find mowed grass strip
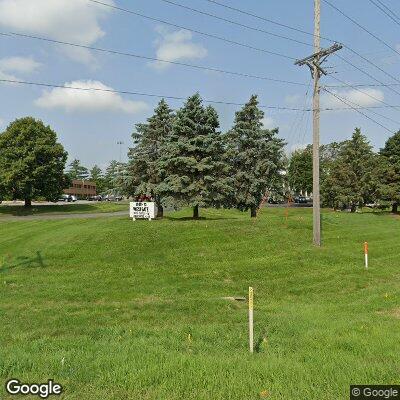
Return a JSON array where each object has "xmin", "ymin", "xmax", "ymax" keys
[{"xmin": 0, "ymin": 208, "xmax": 399, "ymax": 399}]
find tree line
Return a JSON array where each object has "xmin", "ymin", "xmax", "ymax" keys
[
  {"xmin": 0, "ymin": 97, "xmax": 398, "ymax": 215},
  {"xmin": 125, "ymin": 93, "xmax": 285, "ymax": 218},
  {"xmin": 287, "ymin": 128, "xmax": 400, "ymax": 213},
  {"xmin": 66, "ymin": 159, "xmax": 125, "ymax": 196}
]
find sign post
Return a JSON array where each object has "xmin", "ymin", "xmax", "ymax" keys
[
  {"xmin": 129, "ymin": 202, "xmax": 156, "ymax": 221},
  {"xmin": 364, "ymin": 242, "xmax": 368, "ymax": 269},
  {"xmin": 249, "ymin": 286, "xmax": 254, "ymax": 353}
]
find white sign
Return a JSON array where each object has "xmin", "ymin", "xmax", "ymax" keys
[{"xmin": 129, "ymin": 202, "xmax": 156, "ymax": 220}]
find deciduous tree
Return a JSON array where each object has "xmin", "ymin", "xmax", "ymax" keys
[{"xmin": 0, "ymin": 117, "xmax": 68, "ymax": 207}]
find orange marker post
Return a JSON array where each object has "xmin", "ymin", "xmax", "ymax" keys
[{"xmin": 364, "ymin": 242, "xmax": 368, "ymax": 269}]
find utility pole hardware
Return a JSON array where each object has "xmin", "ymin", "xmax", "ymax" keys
[{"xmin": 294, "ymin": 0, "xmax": 342, "ymax": 246}]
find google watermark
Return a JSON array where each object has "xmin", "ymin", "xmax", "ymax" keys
[
  {"xmin": 5, "ymin": 379, "xmax": 62, "ymax": 398},
  {"xmin": 351, "ymin": 385, "xmax": 400, "ymax": 400}
]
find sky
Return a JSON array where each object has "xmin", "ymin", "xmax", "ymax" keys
[{"xmin": 0, "ymin": 0, "xmax": 399, "ymax": 169}]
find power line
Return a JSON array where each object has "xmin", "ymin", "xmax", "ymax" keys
[
  {"xmin": 328, "ymin": 75, "xmax": 400, "ymax": 111},
  {"xmin": 0, "ymin": 31, "xmax": 308, "ymax": 86},
  {"xmin": 367, "ymin": 0, "xmax": 400, "ymax": 26},
  {"xmin": 322, "ymin": 0, "xmax": 400, "ymax": 57},
  {"xmin": 158, "ymin": 0, "xmax": 313, "ymax": 47},
  {"xmin": 0, "ymin": 78, "xmax": 311, "ymax": 110},
  {"xmin": 322, "ymin": 83, "xmax": 400, "ymax": 126},
  {"xmin": 202, "ymin": 0, "xmax": 337, "ymax": 43},
  {"xmin": 2, "ymin": 77, "xmax": 399, "ymax": 112},
  {"xmin": 322, "ymin": 87, "xmax": 394, "ymax": 133},
  {"xmin": 375, "ymin": 0, "xmax": 400, "ymax": 22},
  {"xmin": 86, "ymin": 0, "xmax": 296, "ymax": 60},
  {"xmin": 199, "ymin": 0, "xmax": 400, "ymax": 100},
  {"xmin": 326, "ymin": 82, "xmax": 400, "ymax": 88},
  {"xmin": 334, "ymin": 53, "xmax": 400, "ymax": 98}
]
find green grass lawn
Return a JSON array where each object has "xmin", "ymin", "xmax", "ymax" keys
[
  {"xmin": 0, "ymin": 202, "xmax": 128, "ymax": 217},
  {"xmin": 0, "ymin": 208, "xmax": 399, "ymax": 399}
]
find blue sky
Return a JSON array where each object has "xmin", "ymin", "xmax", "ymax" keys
[{"xmin": 0, "ymin": 0, "xmax": 399, "ymax": 169}]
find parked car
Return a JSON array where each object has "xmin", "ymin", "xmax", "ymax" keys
[
  {"xmin": 104, "ymin": 195, "xmax": 123, "ymax": 202},
  {"xmin": 70, "ymin": 195, "xmax": 77, "ymax": 202},
  {"xmin": 294, "ymin": 196, "xmax": 308, "ymax": 204},
  {"xmin": 59, "ymin": 194, "xmax": 72, "ymax": 202},
  {"xmin": 89, "ymin": 195, "xmax": 103, "ymax": 201}
]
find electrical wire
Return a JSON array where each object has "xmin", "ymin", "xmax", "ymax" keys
[
  {"xmin": 322, "ymin": 87, "xmax": 394, "ymax": 133},
  {"xmin": 0, "ymin": 31, "xmax": 308, "ymax": 86},
  {"xmin": 0, "ymin": 78, "xmax": 312, "ymax": 110},
  {"xmin": 367, "ymin": 0, "xmax": 400, "ymax": 27},
  {"xmin": 202, "ymin": 0, "xmax": 337, "ymax": 43},
  {"xmin": 322, "ymin": 0, "xmax": 400, "ymax": 57},
  {"xmin": 86, "ymin": 0, "xmax": 296, "ymax": 60},
  {"xmin": 157, "ymin": 0, "xmax": 313, "ymax": 47},
  {"xmin": 2, "ymin": 78, "xmax": 399, "ymax": 112}
]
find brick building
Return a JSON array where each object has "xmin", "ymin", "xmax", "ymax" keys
[{"xmin": 64, "ymin": 180, "xmax": 96, "ymax": 199}]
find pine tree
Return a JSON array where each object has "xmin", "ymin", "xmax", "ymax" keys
[
  {"xmin": 67, "ymin": 159, "xmax": 89, "ymax": 180},
  {"xmin": 159, "ymin": 93, "xmax": 229, "ymax": 218},
  {"xmin": 378, "ymin": 131, "xmax": 400, "ymax": 213},
  {"xmin": 127, "ymin": 99, "xmax": 174, "ymax": 218},
  {"xmin": 89, "ymin": 165, "xmax": 105, "ymax": 194},
  {"xmin": 323, "ymin": 128, "xmax": 375, "ymax": 212},
  {"xmin": 104, "ymin": 160, "xmax": 125, "ymax": 195},
  {"xmin": 226, "ymin": 95, "xmax": 285, "ymax": 217}
]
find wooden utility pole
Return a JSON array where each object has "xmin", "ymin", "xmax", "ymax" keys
[
  {"xmin": 313, "ymin": 0, "xmax": 321, "ymax": 246},
  {"xmin": 295, "ymin": 0, "xmax": 342, "ymax": 246}
]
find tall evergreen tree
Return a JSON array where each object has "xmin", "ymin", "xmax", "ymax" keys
[
  {"xmin": 378, "ymin": 131, "xmax": 400, "ymax": 213},
  {"xmin": 0, "ymin": 117, "xmax": 68, "ymax": 207},
  {"xmin": 89, "ymin": 165, "xmax": 105, "ymax": 194},
  {"xmin": 104, "ymin": 160, "xmax": 125, "ymax": 195},
  {"xmin": 127, "ymin": 99, "xmax": 174, "ymax": 217},
  {"xmin": 226, "ymin": 95, "xmax": 285, "ymax": 217},
  {"xmin": 67, "ymin": 159, "xmax": 89, "ymax": 180},
  {"xmin": 159, "ymin": 93, "xmax": 229, "ymax": 218},
  {"xmin": 322, "ymin": 128, "xmax": 375, "ymax": 212}
]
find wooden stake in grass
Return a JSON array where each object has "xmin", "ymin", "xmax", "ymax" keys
[
  {"xmin": 364, "ymin": 242, "xmax": 368, "ymax": 269},
  {"xmin": 249, "ymin": 286, "xmax": 254, "ymax": 353}
]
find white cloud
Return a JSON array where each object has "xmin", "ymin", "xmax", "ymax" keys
[
  {"xmin": 262, "ymin": 116, "xmax": 275, "ymax": 129},
  {"xmin": 0, "ymin": 0, "xmax": 114, "ymax": 64},
  {"xmin": 151, "ymin": 27, "xmax": 207, "ymax": 69},
  {"xmin": 35, "ymin": 80, "xmax": 149, "ymax": 114},
  {"xmin": 0, "ymin": 56, "xmax": 41, "ymax": 74},
  {"xmin": 0, "ymin": 69, "xmax": 19, "ymax": 81},
  {"xmin": 322, "ymin": 88, "xmax": 384, "ymax": 109}
]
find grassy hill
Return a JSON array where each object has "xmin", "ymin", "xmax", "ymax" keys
[{"xmin": 0, "ymin": 208, "xmax": 399, "ymax": 399}]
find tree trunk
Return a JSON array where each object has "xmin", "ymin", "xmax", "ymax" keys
[
  {"xmin": 193, "ymin": 205, "xmax": 199, "ymax": 219},
  {"xmin": 250, "ymin": 206, "xmax": 257, "ymax": 218},
  {"xmin": 350, "ymin": 204, "xmax": 356, "ymax": 213},
  {"xmin": 24, "ymin": 198, "xmax": 32, "ymax": 207},
  {"xmin": 392, "ymin": 202, "xmax": 398, "ymax": 213},
  {"xmin": 157, "ymin": 204, "xmax": 164, "ymax": 218}
]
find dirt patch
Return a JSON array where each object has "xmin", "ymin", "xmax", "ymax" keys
[{"xmin": 377, "ymin": 308, "xmax": 400, "ymax": 319}]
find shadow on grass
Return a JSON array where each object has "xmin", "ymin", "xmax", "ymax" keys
[
  {"xmin": 0, "ymin": 204, "xmax": 95, "ymax": 216},
  {"xmin": 164, "ymin": 216, "xmax": 238, "ymax": 221},
  {"xmin": 0, "ymin": 251, "xmax": 46, "ymax": 273}
]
